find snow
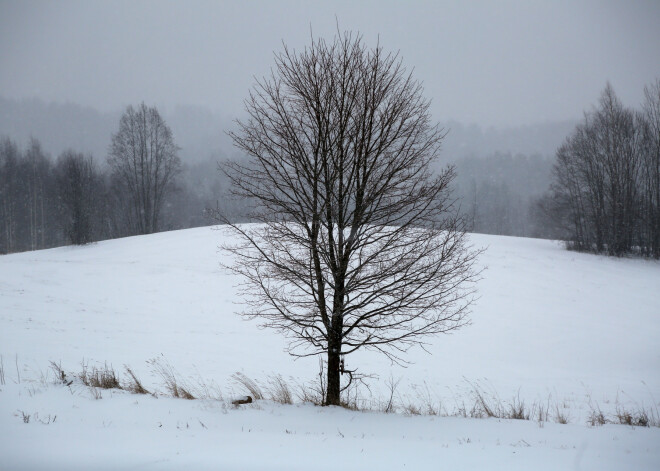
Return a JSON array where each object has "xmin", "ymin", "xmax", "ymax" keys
[
  {"xmin": 1, "ymin": 226, "xmax": 659, "ymax": 469},
  {"xmin": 1, "ymin": 381, "xmax": 658, "ymax": 471}
]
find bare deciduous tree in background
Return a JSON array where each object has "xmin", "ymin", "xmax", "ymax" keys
[
  {"xmin": 55, "ymin": 151, "xmax": 101, "ymax": 245},
  {"xmin": 109, "ymin": 103, "xmax": 181, "ymax": 235},
  {"xmin": 24, "ymin": 138, "xmax": 50, "ymax": 251},
  {"xmin": 544, "ymin": 82, "xmax": 660, "ymax": 257},
  {"xmin": 219, "ymin": 32, "xmax": 480, "ymax": 406},
  {"xmin": 640, "ymin": 79, "xmax": 660, "ymax": 258},
  {"xmin": 0, "ymin": 138, "xmax": 21, "ymax": 253}
]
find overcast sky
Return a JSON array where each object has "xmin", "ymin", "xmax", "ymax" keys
[{"xmin": 1, "ymin": 0, "xmax": 659, "ymax": 128}]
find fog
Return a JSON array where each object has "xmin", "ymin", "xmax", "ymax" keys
[
  {"xmin": 2, "ymin": 0, "xmax": 659, "ymax": 128},
  {"xmin": 1, "ymin": 0, "xmax": 659, "ymax": 253}
]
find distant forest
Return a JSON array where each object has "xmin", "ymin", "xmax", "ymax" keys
[{"xmin": 1, "ymin": 97, "xmax": 574, "ymax": 254}]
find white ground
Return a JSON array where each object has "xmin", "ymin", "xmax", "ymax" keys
[{"xmin": 1, "ymin": 226, "xmax": 659, "ymax": 469}]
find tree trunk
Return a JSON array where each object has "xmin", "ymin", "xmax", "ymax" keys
[
  {"xmin": 326, "ymin": 339, "xmax": 341, "ymax": 406},
  {"xmin": 326, "ymin": 280, "xmax": 346, "ymax": 406}
]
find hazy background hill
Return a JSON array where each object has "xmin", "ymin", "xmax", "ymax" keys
[{"xmin": 0, "ymin": 96, "xmax": 573, "ymax": 247}]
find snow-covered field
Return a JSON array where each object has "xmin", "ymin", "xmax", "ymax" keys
[{"xmin": 1, "ymin": 226, "xmax": 659, "ymax": 470}]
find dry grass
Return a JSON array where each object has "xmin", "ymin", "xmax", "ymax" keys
[
  {"xmin": 447, "ymin": 382, "xmax": 562, "ymax": 425},
  {"xmin": 89, "ymin": 386, "xmax": 103, "ymax": 400},
  {"xmin": 585, "ymin": 396, "xmax": 659, "ymax": 427},
  {"xmin": 231, "ymin": 372, "xmax": 264, "ymax": 401},
  {"xmin": 413, "ymin": 382, "xmax": 442, "ymax": 416},
  {"xmin": 79, "ymin": 361, "xmax": 121, "ymax": 390},
  {"xmin": 615, "ymin": 407, "xmax": 652, "ymax": 427},
  {"xmin": 295, "ymin": 381, "xmax": 325, "ymax": 406},
  {"xmin": 15, "ymin": 355, "xmax": 20, "ymax": 384},
  {"xmin": 296, "ymin": 358, "xmax": 328, "ymax": 406},
  {"xmin": 471, "ymin": 386, "xmax": 498, "ymax": 418},
  {"xmin": 339, "ymin": 392, "xmax": 361, "ymax": 411},
  {"xmin": 28, "ymin": 359, "xmax": 660, "ymax": 429},
  {"xmin": 266, "ymin": 374, "xmax": 293, "ymax": 404},
  {"xmin": 148, "ymin": 357, "xmax": 195, "ymax": 399},
  {"xmin": 460, "ymin": 380, "xmax": 509, "ymax": 419},
  {"xmin": 585, "ymin": 397, "xmax": 607, "ymax": 426},
  {"xmin": 49, "ymin": 361, "xmax": 73, "ymax": 386},
  {"xmin": 402, "ymin": 402, "xmax": 422, "ymax": 416},
  {"xmin": 190, "ymin": 375, "xmax": 224, "ymax": 401},
  {"xmin": 17, "ymin": 410, "xmax": 30, "ymax": 423},
  {"xmin": 380, "ymin": 375, "xmax": 401, "ymax": 413},
  {"xmin": 123, "ymin": 366, "xmax": 150, "ymax": 395},
  {"xmin": 506, "ymin": 395, "xmax": 530, "ymax": 420},
  {"xmin": 295, "ymin": 360, "xmax": 326, "ymax": 406},
  {"xmin": 554, "ymin": 405, "xmax": 569, "ymax": 424},
  {"xmin": 588, "ymin": 408, "xmax": 608, "ymax": 427},
  {"xmin": 340, "ymin": 378, "xmax": 366, "ymax": 411}
]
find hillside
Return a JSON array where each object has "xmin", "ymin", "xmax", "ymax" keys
[{"xmin": 1, "ymin": 227, "xmax": 658, "ymax": 469}]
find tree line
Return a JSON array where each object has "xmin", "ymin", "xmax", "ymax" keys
[
  {"xmin": 0, "ymin": 103, "xmax": 232, "ymax": 254},
  {"xmin": 0, "ymin": 129, "xmax": 563, "ymax": 254},
  {"xmin": 538, "ymin": 81, "xmax": 660, "ymax": 257},
  {"xmin": 3, "ymin": 84, "xmax": 658, "ymax": 258},
  {"xmin": 2, "ymin": 96, "xmax": 575, "ymax": 249}
]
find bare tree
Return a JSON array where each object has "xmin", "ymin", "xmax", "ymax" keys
[
  {"xmin": 108, "ymin": 103, "xmax": 180, "ymax": 235},
  {"xmin": 24, "ymin": 138, "xmax": 51, "ymax": 250},
  {"xmin": 55, "ymin": 151, "xmax": 101, "ymax": 245},
  {"xmin": 219, "ymin": 32, "xmax": 480, "ymax": 406},
  {"xmin": 550, "ymin": 83, "xmax": 643, "ymax": 255},
  {"xmin": 0, "ymin": 138, "xmax": 20, "ymax": 253},
  {"xmin": 640, "ymin": 79, "xmax": 660, "ymax": 257},
  {"xmin": 0, "ymin": 137, "xmax": 63, "ymax": 252}
]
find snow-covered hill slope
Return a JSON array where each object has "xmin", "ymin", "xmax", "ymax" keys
[{"xmin": 1, "ymin": 227, "xmax": 659, "ymax": 469}]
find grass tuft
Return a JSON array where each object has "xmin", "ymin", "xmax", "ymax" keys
[
  {"xmin": 615, "ymin": 407, "xmax": 650, "ymax": 427},
  {"xmin": 554, "ymin": 405, "xmax": 569, "ymax": 424},
  {"xmin": 123, "ymin": 366, "xmax": 150, "ymax": 395},
  {"xmin": 49, "ymin": 361, "xmax": 73, "ymax": 386},
  {"xmin": 587, "ymin": 404, "xmax": 608, "ymax": 427},
  {"xmin": 266, "ymin": 374, "xmax": 293, "ymax": 404},
  {"xmin": 149, "ymin": 357, "xmax": 195, "ymax": 399},
  {"xmin": 79, "ymin": 361, "xmax": 121, "ymax": 389},
  {"xmin": 506, "ymin": 394, "xmax": 530, "ymax": 420},
  {"xmin": 231, "ymin": 372, "xmax": 264, "ymax": 401},
  {"xmin": 18, "ymin": 410, "xmax": 30, "ymax": 423}
]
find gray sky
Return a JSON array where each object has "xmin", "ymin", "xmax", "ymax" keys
[{"xmin": 1, "ymin": 0, "xmax": 659, "ymax": 128}]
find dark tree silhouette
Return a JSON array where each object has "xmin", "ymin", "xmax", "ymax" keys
[
  {"xmin": 23, "ymin": 138, "xmax": 51, "ymax": 251},
  {"xmin": 55, "ymin": 151, "xmax": 100, "ymax": 245},
  {"xmin": 108, "ymin": 103, "xmax": 180, "ymax": 235},
  {"xmin": 639, "ymin": 79, "xmax": 660, "ymax": 257},
  {"xmin": 0, "ymin": 138, "xmax": 21, "ymax": 253},
  {"xmin": 220, "ymin": 32, "xmax": 480, "ymax": 406},
  {"xmin": 540, "ymin": 81, "xmax": 660, "ymax": 257}
]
